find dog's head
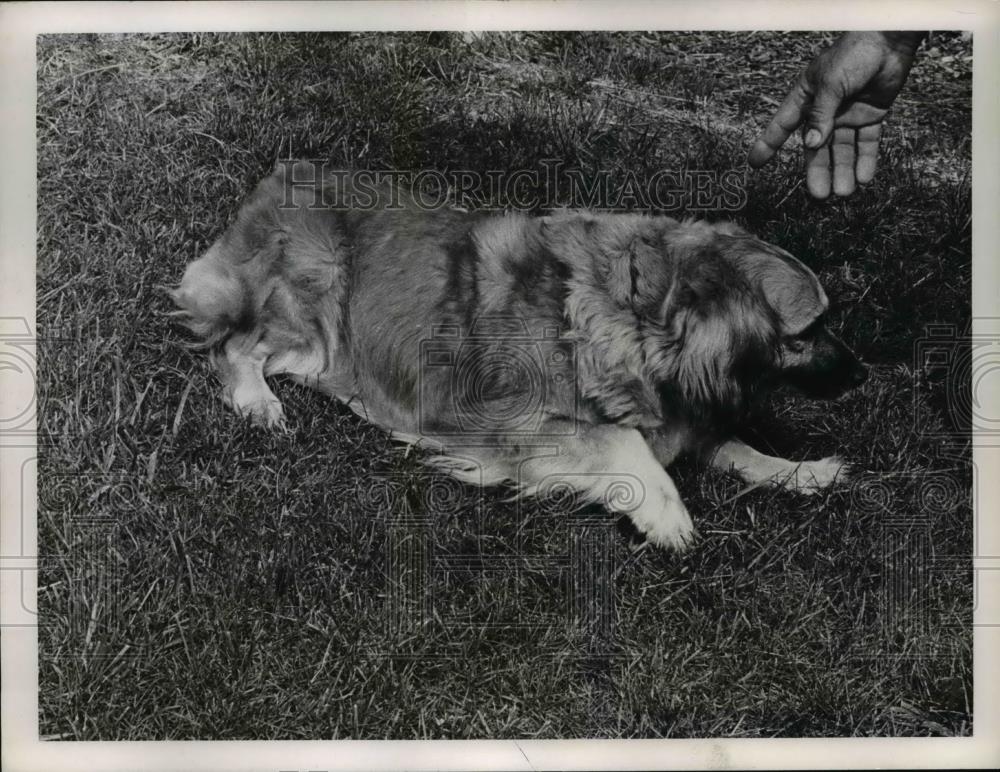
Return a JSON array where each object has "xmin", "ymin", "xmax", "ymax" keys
[
  {"xmin": 655, "ymin": 222, "xmax": 867, "ymax": 418},
  {"xmin": 728, "ymin": 235, "xmax": 868, "ymax": 399}
]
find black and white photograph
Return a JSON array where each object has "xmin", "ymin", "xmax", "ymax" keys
[{"xmin": 2, "ymin": 1, "xmax": 999, "ymax": 769}]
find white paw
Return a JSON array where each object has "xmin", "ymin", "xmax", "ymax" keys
[
  {"xmin": 782, "ymin": 456, "xmax": 850, "ymax": 494},
  {"xmin": 223, "ymin": 381, "xmax": 288, "ymax": 429},
  {"xmin": 632, "ymin": 498, "xmax": 697, "ymax": 553},
  {"xmin": 233, "ymin": 398, "xmax": 287, "ymax": 430}
]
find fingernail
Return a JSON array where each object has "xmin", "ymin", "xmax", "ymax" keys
[{"xmin": 805, "ymin": 129, "xmax": 822, "ymax": 148}]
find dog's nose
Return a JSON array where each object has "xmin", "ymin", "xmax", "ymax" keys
[{"xmin": 851, "ymin": 363, "xmax": 868, "ymax": 386}]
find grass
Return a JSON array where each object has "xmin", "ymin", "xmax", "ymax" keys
[{"xmin": 36, "ymin": 31, "xmax": 972, "ymax": 739}]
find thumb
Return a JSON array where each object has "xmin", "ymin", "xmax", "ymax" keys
[{"xmin": 803, "ymin": 89, "xmax": 842, "ymax": 149}]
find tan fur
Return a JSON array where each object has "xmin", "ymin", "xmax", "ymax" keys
[{"xmin": 171, "ymin": 162, "xmax": 862, "ymax": 551}]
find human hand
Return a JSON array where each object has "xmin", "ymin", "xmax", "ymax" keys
[{"xmin": 748, "ymin": 32, "xmax": 925, "ymax": 198}]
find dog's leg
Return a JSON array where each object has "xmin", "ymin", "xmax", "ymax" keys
[
  {"xmin": 711, "ymin": 439, "xmax": 847, "ymax": 494},
  {"xmin": 518, "ymin": 423, "xmax": 696, "ymax": 552},
  {"xmin": 641, "ymin": 427, "xmax": 685, "ymax": 468},
  {"xmin": 214, "ymin": 335, "xmax": 286, "ymax": 429}
]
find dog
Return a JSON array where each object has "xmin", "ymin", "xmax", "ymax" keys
[{"xmin": 169, "ymin": 161, "xmax": 867, "ymax": 551}]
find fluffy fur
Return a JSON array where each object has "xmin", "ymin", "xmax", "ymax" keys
[{"xmin": 170, "ymin": 162, "xmax": 867, "ymax": 551}]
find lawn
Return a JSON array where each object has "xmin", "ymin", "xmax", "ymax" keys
[{"xmin": 36, "ymin": 31, "xmax": 972, "ymax": 739}]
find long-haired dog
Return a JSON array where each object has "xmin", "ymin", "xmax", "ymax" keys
[{"xmin": 170, "ymin": 162, "xmax": 867, "ymax": 551}]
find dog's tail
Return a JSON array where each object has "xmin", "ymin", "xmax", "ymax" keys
[{"xmin": 164, "ymin": 253, "xmax": 252, "ymax": 349}]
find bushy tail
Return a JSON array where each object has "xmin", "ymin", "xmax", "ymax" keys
[{"xmin": 165, "ymin": 255, "xmax": 251, "ymax": 348}]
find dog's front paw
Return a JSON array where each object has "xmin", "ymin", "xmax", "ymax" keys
[
  {"xmin": 234, "ymin": 398, "xmax": 287, "ymax": 430},
  {"xmin": 788, "ymin": 455, "xmax": 850, "ymax": 494},
  {"xmin": 633, "ymin": 498, "xmax": 697, "ymax": 553},
  {"xmin": 223, "ymin": 383, "xmax": 288, "ymax": 430}
]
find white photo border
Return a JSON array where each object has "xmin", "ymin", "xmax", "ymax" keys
[{"xmin": 2, "ymin": 1, "xmax": 997, "ymax": 769}]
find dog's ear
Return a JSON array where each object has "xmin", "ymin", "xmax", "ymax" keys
[
  {"xmin": 218, "ymin": 175, "xmax": 289, "ymax": 263},
  {"xmin": 659, "ymin": 252, "xmax": 734, "ymax": 329},
  {"xmin": 733, "ymin": 245, "xmax": 828, "ymax": 335},
  {"xmin": 657, "ymin": 250, "xmax": 780, "ymax": 420},
  {"xmin": 680, "ymin": 259, "xmax": 730, "ymax": 307}
]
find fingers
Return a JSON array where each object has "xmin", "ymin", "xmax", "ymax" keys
[
  {"xmin": 803, "ymin": 87, "xmax": 842, "ymax": 151},
  {"xmin": 748, "ymin": 79, "xmax": 811, "ymax": 168},
  {"xmin": 750, "ymin": 54, "xmax": 885, "ymax": 196},
  {"xmin": 855, "ymin": 123, "xmax": 881, "ymax": 184},
  {"xmin": 804, "ymin": 141, "xmax": 832, "ymax": 199},
  {"xmin": 748, "ymin": 71, "xmax": 847, "ymax": 170},
  {"xmin": 805, "ymin": 125, "xmax": 885, "ymax": 199},
  {"xmin": 831, "ymin": 127, "xmax": 857, "ymax": 196}
]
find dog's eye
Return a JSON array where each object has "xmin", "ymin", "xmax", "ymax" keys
[
  {"xmin": 783, "ymin": 315, "xmax": 824, "ymax": 352},
  {"xmin": 784, "ymin": 337, "xmax": 809, "ymax": 353}
]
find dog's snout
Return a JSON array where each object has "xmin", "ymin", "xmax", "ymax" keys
[{"xmin": 780, "ymin": 327, "xmax": 868, "ymax": 399}]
